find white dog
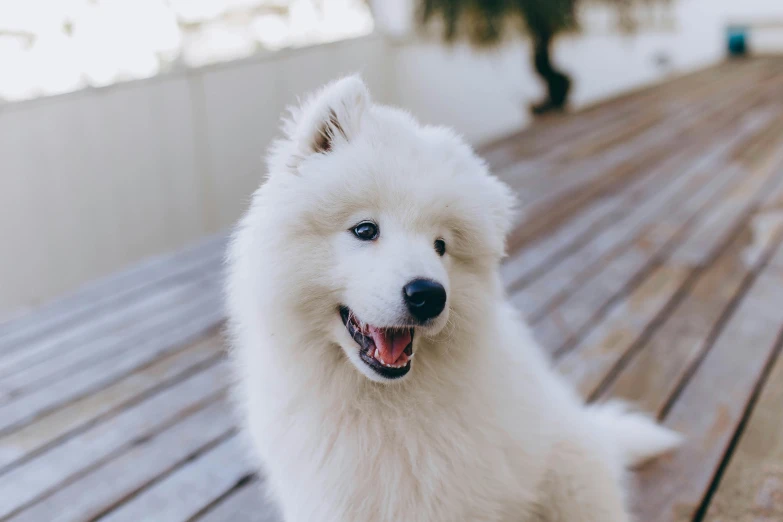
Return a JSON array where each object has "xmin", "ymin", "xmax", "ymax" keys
[{"xmin": 225, "ymin": 76, "xmax": 681, "ymax": 522}]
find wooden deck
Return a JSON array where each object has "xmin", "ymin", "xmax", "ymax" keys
[{"xmin": 2, "ymin": 57, "xmax": 783, "ymax": 521}]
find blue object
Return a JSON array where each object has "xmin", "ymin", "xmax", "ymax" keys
[{"xmin": 727, "ymin": 25, "xmax": 748, "ymax": 56}]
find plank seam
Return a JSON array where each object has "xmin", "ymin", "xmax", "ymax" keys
[
  {"xmin": 0, "ymin": 319, "xmax": 225, "ymax": 438},
  {"xmin": 87, "ymin": 429, "xmax": 239, "ymax": 522},
  {"xmin": 0, "ymin": 392, "xmax": 228, "ymax": 521},
  {"xmin": 0, "ymin": 350, "xmax": 224, "ymax": 476},
  {"xmin": 692, "ymin": 326, "xmax": 783, "ymax": 522},
  {"xmin": 184, "ymin": 473, "xmax": 260, "ymax": 522}
]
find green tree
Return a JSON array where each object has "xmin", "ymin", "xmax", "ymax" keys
[{"xmin": 419, "ymin": 0, "xmax": 669, "ymax": 115}]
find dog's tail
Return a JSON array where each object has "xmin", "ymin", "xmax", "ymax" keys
[{"xmin": 587, "ymin": 400, "xmax": 683, "ymax": 468}]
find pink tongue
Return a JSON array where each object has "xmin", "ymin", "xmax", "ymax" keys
[{"xmin": 367, "ymin": 327, "xmax": 411, "ymax": 365}]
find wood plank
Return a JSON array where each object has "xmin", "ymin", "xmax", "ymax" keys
[
  {"xmin": 520, "ymin": 146, "xmax": 747, "ymax": 336},
  {"xmin": 0, "ymin": 288, "xmax": 223, "ymax": 435},
  {"xmin": 482, "ymin": 61, "xmax": 751, "ymax": 168},
  {"xmin": 7, "ymin": 400, "xmax": 235, "ymax": 522},
  {"xmin": 532, "ymin": 112, "xmax": 783, "ymax": 356},
  {"xmin": 196, "ymin": 481, "xmax": 280, "ymax": 522},
  {"xmin": 98, "ymin": 435, "xmax": 252, "ymax": 522},
  {"xmin": 555, "ymin": 262, "xmax": 691, "ymax": 397},
  {"xmin": 500, "ymin": 197, "xmax": 618, "ymax": 287},
  {"xmin": 500, "ymin": 124, "xmax": 721, "ymax": 291},
  {"xmin": 501, "ymin": 82, "xmax": 750, "ymax": 204},
  {"xmin": 502, "ymin": 63, "xmax": 783, "ymax": 255},
  {"xmin": 510, "ymin": 101, "xmax": 779, "ymax": 317},
  {"xmin": 502, "ymin": 112, "xmax": 673, "ymax": 206},
  {"xmin": 0, "ymin": 271, "xmax": 220, "ymax": 397},
  {"xmin": 703, "ymin": 328, "xmax": 783, "ymax": 521},
  {"xmin": 0, "ymin": 256, "xmax": 221, "ymax": 377},
  {"xmin": 0, "ymin": 330, "xmax": 223, "ymax": 472},
  {"xmin": 0, "ymin": 234, "xmax": 225, "ymax": 351},
  {"xmin": 0, "ymin": 362, "xmax": 228, "ymax": 519},
  {"xmin": 499, "ymin": 87, "xmax": 777, "ymax": 292},
  {"xmin": 500, "ymin": 66, "xmax": 783, "ymax": 294},
  {"xmin": 598, "ymin": 165, "xmax": 783, "ymax": 413},
  {"xmin": 560, "ymin": 111, "xmax": 666, "ymax": 162},
  {"xmin": 667, "ymin": 134, "xmax": 783, "ymax": 267},
  {"xmin": 511, "ymin": 132, "xmax": 743, "ymax": 320},
  {"xmin": 631, "ymin": 241, "xmax": 783, "ymax": 522},
  {"xmin": 500, "ymin": 88, "xmax": 733, "ymax": 208},
  {"xmin": 565, "ymin": 206, "xmax": 783, "ymax": 402},
  {"xmin": 541, "ymin": 162, "xmax": 772, "ymax": 356}
]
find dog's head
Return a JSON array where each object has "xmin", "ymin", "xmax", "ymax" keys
[{"xmin": 230, "ymin": 76, "xmax": 516, "ymax": 384}]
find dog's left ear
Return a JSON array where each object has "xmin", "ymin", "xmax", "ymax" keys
[{"xmin": 278, "ymin": 75, "xmax": 370, "ymax": 168}]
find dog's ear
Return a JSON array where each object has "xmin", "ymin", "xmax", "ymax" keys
[{"xmin": 278, "ymin": 75, "xmax": 370, "ymax": 167}]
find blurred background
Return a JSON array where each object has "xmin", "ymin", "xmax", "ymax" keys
[
  {"xmin": 4, "ymin": 3, "xmax": 783, "ymax": 521},
  {"xmin": 1, "ymin": 0, "xmax": 783, "ymax": 316}
]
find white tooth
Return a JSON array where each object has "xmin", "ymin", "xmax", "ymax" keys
[{"xmin": 409, "ymin": 352, "xmax": 415, "ymax": 358}]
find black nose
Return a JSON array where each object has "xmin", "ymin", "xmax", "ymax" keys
[{"xmin": 403, "ymin": 279, "xmax": 447, "ymax": 322}]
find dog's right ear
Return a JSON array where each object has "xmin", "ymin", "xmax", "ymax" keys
[{"xmin": 274, "ymin": 75, "xmax": 370, "ymax": 171}]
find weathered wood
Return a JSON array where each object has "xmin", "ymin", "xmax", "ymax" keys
[
  {"xmin": 482, "ymin": 60, "xmax": 754, "ymax": 169},
  {"xmin": 528, "ymin": 155, "xmax": 739, "ymax": 354},
  {"xmin": 534, "ymin": 113, "xmax": 783, "ymax": 356},
  {"xmin": 0, "ymin": 362, "xmax": 229, "ymax": 519},
  {"xmin": 0, "ymin": 330, "xmax": 223, "ymax": 472},
  {"xmin": 99, "ymin": 435, "xmax": 252, "ymax": 522},
  {"xmin": 556, "ymin": 263, "xmax": 691, "ymax": 398},
  {"xmin": 0, "ymin": 260, "xmax": 221, "ymax": 379},
  {"xmin": 500, "ymin": 197, "xmax": 617, "ymax": 288},
  {"xmin": 0, "ymin": 272, "xmax": 221, "ymax": 397},
  {"xmin": 599, "ymin": 159, "xmax": 783, "ymax": 413},
  {"xmin": 0, "ymin": 234, "xmax": 226, "ymax": 352},
  {"xmin": 632, "ymin": 243, "xmax": 783, "ymax": 522},
  {"xmin": 500, "ymin": 108, "xmax": 745, "ymax": 293},
  {"xmin": 7, "ymin": 399, "xmax": 235, "ymax": 522},
  {"xmin": 513, "ymin": 131, "xmax": 743, "ymax": 321},
  {"xmin": 703, "ymin": 319, "xmax": 783, "ymax": 521},
  {"xmin": 501, "ymin": 69, "xmax": 783, "ymax": 296},
  {"xmin": 0, "ymin": 289, "xmax": 223, "ymax": 435},
  {"xmin": 510, "ymin": 100, "xmax": 779, "ymax": 312},
  {"xmin": 502, "ymin": 64, "xmax": 783, "ymax": 255},
  {"xmin": 196, "ymin": 481, "xmax": 281, "ymax": 522},
  {"xmin": 597, "ymin": 219, "xmax": 783, "ymax": 409},
  {"xmin": 500, "ymin": 125, "xmax": 718, "ymax": 292}
]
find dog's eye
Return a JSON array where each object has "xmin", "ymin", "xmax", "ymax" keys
[
  {"xmin": 352, "ymin": 222, "xmax": 379, "ymax": 241},
  {"xmin": 434, "ymin": 238, "xmax": 446, "ymax": 256}
]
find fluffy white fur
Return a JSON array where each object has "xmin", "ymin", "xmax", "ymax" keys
[{"xmin": 225, "ymin": 76, "xmax": 682, "ymax": 522}]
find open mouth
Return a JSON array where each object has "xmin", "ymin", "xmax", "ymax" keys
[{"xmin": 339, "ymin": 306, "xmax": 414, "ymax": 379}]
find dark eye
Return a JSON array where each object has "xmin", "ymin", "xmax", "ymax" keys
[
  {"xmin": 434, "ymin": 238, "xmax": 446, "ymax": 256},
  {"xmin": 352, "ymin": 221, "xmax": 379, "ymax": 241}
]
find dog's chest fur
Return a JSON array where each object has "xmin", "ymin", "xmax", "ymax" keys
[{"xmin": 250, "ymin": 365, "xmax": 548, "ymax": 522}]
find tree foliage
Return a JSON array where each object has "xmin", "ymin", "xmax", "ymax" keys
[
  {"xmin": 419, "ymin": 0, "xmax": 669, "ymax": 46},
  {"xmin": 418, "ymin": 0, "xmax": 671, "ymax": 114}
]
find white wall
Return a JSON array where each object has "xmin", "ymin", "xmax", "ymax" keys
[
  {"xmin": 0, "ymin": 35, "xmax": 391, "ymax": 315},
  {"xmin": 2, "ymin": 0, "xmax": 783, "ymax": 314},
  {"xmin": 393, "ymin": 0, "xmax": 783, "ymax": 145}
]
